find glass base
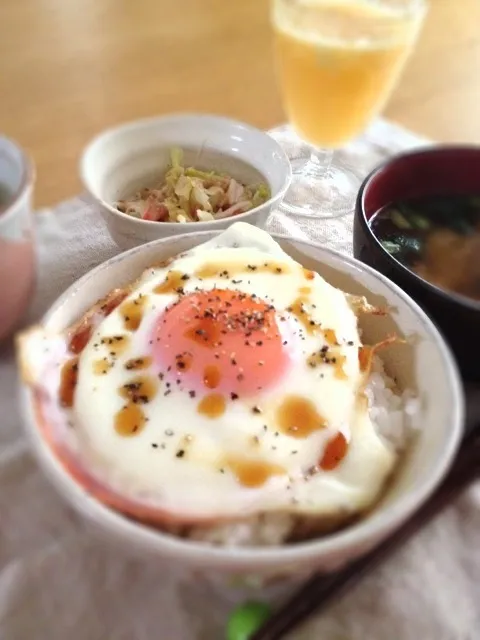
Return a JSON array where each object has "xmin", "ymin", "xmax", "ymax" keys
[{"xmin": 280, "ymin": 158, "xmax": 360, "ymax": 219}]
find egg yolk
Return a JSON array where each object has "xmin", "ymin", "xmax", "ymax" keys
[{"xmin": 153, "ymin": 289, "xmax": 288, "ymax": 396}]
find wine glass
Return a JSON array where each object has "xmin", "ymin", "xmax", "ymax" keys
[{"xmin": 271, "ymin": 0, "xmax": 428, "ymax": 218}]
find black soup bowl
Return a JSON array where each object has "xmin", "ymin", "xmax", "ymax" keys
[{"xmin": 354, "ymin": 146, "xmax": 480, "ymax": 382}]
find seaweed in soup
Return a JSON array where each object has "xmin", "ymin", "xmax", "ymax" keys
[{"xmin": 370, "ymin": 195, "xmax": 480, "ymax": 301}]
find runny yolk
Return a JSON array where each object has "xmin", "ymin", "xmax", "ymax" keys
[{"xmin": 152, "ymin": 289, "xmax": 288, "ymax": 396}]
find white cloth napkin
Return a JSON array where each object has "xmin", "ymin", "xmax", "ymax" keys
[{"xmin": 0, "ymin": 120, "xmax": 479, "ymax": 640}]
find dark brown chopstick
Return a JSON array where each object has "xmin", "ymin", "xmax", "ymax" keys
[{"xmin": 252, "ymin": 427, "xmax": 480, "ymax": 640}]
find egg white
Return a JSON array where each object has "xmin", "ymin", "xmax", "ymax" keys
[{"xmin": 66, "ymin": 223, "xmax": 397, "ymax": 521}]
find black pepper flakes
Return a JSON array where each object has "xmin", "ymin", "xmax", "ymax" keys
[{"xmin": 176, "ymin": 450, "xmax": 185, "ymax": 458}]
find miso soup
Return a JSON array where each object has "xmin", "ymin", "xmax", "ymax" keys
[{"xmin": 370, "ymin": 194, "xmax": 480, "ymax": 302}]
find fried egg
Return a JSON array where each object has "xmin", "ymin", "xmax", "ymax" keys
[{"xmin": 18, "ymin": 223, "xmax": 397, "ymax": 537}]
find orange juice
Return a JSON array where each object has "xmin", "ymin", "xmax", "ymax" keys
[{"xmin": 272, "ymin": 0, "xmax": 425, "ymax": 148}]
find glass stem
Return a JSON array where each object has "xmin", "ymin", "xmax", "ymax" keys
[{"xmin": 302, "ymin": 148, "xmax": 334, "ymax": 180}]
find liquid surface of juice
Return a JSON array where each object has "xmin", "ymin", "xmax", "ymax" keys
[{"xmin": 272, "ymin": 0, "xmax": 424, "ymax": 148}]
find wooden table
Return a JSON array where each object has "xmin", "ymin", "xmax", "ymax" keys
[{"xmin": 1, "ymin": 0, "xmax": 479, "ymax": 208}]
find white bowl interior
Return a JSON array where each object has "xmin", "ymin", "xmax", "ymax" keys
[
  {"xmin": 109, "ymin": 146, "xmax": 267, "ymax": 204},
  {"xmin": 81, "ymin": 114, "xmax": 290, "ymax": 206},
  {"xmin": 23, "ymin": 231, "xmax": 463, "ymax": 573}
]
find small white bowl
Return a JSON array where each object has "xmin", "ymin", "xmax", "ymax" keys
[
  {"xmin": 80, "ymin": 114, "xmax": 292, "ymax": 249},
  {"xmin": 19, "ymin": 230, "xmax": 464, "ymax": 596}
]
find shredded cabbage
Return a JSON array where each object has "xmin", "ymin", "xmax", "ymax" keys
[{"xmin": 116, "ymin": 147, "xmax": 271, "ymax": 224}]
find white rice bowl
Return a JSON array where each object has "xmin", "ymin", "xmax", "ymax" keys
[{"xmin": 19, "ymin": 229, "xmax": 463, "ymax": 580}]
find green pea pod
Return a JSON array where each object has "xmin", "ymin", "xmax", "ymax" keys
[{"xmin": 226, "ymin": 602, "xmax": 272, "ymax": 640}]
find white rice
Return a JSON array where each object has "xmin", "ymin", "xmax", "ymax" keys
[
  {"xmin": 366, "ymin": 355, "xmax": 421, "ymax": 454},
  {"xmin": 186, "ymin": 356, "xmax": 420, "ymax": 547}
]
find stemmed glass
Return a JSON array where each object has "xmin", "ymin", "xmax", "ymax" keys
[{"xmin": 271, "ymin": 0, "xmax": 428, "ymax": 218}]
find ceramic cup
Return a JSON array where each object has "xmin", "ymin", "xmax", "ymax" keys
[{"xmin": 0, "ymin": 135, "xmax": 36, "ymax": 340}]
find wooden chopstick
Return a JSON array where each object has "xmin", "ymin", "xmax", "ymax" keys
[{"xmin": 252, "ymin": 428, "xmax": 480, "ymax": 640}]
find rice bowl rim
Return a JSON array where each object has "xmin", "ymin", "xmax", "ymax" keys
[{"xmin": 20, "ymin": 230, "xmax": 464, "ymax": 569}]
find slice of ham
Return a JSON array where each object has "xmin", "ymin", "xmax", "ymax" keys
[
  {"xmin": 143, "ymin": 203, "xmax": 169, "ymax": 222},
  {"xmin": 226, "ymin": 178, "xmax": 245, "ymax": 206},
  {"xmin": 215, "ymin": 201, "xmax": 252, "ymax": 219}
]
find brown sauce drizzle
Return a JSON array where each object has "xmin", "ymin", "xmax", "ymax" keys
[
  {"xmin": 67, "ymin": 289, "xmax": 129, "ymax": 355},
  {"xmin": 197, "ymin": 393, "xmax": 226, "ymax": 418},
  {"xmin": 93, "ymin": 359, "xmax": 113, "ymax": 375},
  {"xmin": 277, "ymin": 395, "xmax": 326, "ymax": 438},
  {"xmin": 307, "ymin": 345, "xmax": 347, "ymax": 379},
  {"xmin": 59, "ymin": 357, "xmax": 79, "ymax": 407},
  {"xmin": 119, "ymin": 375, "xmax": 158, "ymax": 404},
  {"xmin": 124, "ymin": 356, "xmax": 153, "ymax": 371},
  {"xmin": 303, "ymin": 268, "xmax": 315, "ymax": 280},
  {"xmin": 319, "ymin": 432, "xmax": 348, "ymax": 471},
  {"xmin": 226, "ymin": 457, "xmax": 285, "ymax": 488},
  {"xmin": 334, "ymin": 354, "xmax": 348, "ymax": 380},
  {"xmin": 115, "ymin": 403, "xmax": 146, "ymax": 436},
  {"xmin": 195, "ymin": 261, "xmax": 289, "ymax": 279},
  {"xmin": 100, "ymin": 288, "xmax": 129, "ymax": 316},
  {"xmin": 119, "ymin": 294, "xmax": 148, "ymax": 331},
  {"xmin": 100, "ymin": 335, "xmax": 130, "ymax": 355},
  {"xmin": 203, "ymin": 364, "xmax": 221, "ymax": 389},
  {"xmin": 358, "ymin": 346, "xmax": 371, "ymax": 372},
  {"xmin": 154, "ymin": 270, "xmax": 187, "ymax": 295},
  {"xmin": 185, "ymin": 320, "xmax": 221, "ymax": 348},
  {"xmin": 307, "ymin": 351, "xmax": 324, "ymax": 369},
  {"xmin": 175, "ymin": 352, "xmax": 193, "ymax": 372},
  {"xmin": 287, "ymin": 297, "xmax": 320, "ymax": 335},
  {"xmin": 324, "ymin": 328, "xmax": 338, "ymax": 345}
]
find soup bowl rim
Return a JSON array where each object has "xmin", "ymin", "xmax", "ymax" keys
[{"xmin": 356, "ymin": 145, "xmax": 480, "ymax": 313}]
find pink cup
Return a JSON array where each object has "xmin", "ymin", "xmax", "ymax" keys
[{"xmin": 0, "ymin": 136, "xmax": 36, "ymax": 340}]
